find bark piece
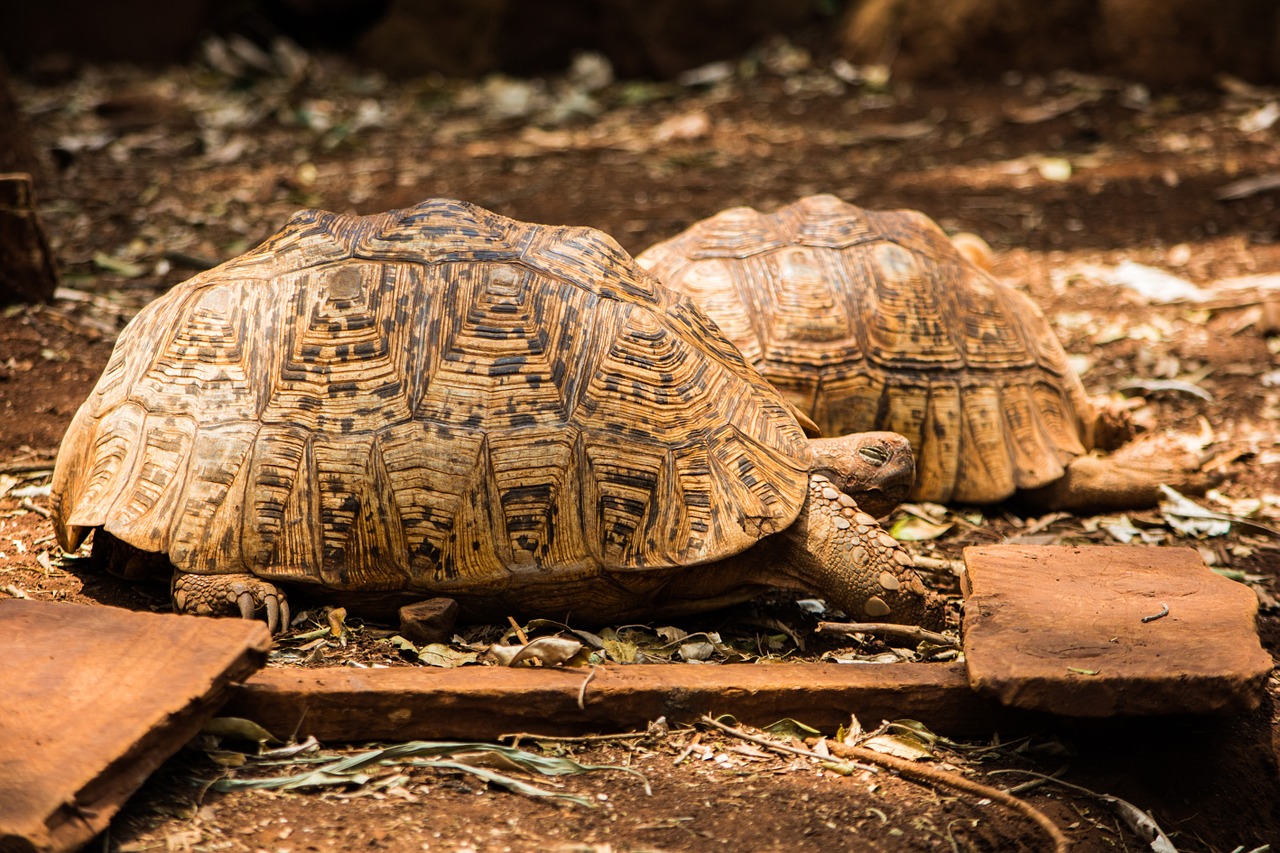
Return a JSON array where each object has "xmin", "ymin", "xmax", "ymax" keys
[
  {"xmin": 0, "ymin": 600, "xmax": 271, "ymax": 853},
  {"xmin": 960, "ymin": 545, "xmax": 1271, "ymax": 716}
]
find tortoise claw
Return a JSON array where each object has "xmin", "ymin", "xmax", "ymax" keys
[{"xmin": 172, "ymin": 572, "xmax": 290, "ymax": 635}]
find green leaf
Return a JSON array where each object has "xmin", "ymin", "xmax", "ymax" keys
[
  {"xmin": 201, "ymin": 717, "xmax": 282, "ymax": 745},
  {"xmin": 92, "ymin": 252, "xmax": 147, "ymax": 278},
  {"xmin": 762, "ymin": 718, "xmax": 822, "ymax": 739},
  {"xmin": 889, "ymin": 514, "xmax": 953, "ymax": 541}
]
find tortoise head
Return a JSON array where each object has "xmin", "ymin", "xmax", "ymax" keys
[{"xmin": 807, "ymin": 431, "xmax": 915, "ymax": 519}]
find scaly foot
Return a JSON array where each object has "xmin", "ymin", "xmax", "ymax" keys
[{"xmin": 172, "ymin": 572, "xmax": 290, "ymax": 634}]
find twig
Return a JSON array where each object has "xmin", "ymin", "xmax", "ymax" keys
[
  {"xmin": 0, "ymin": 459, "xmax": 56, "ymax": 475},
  {"xmin": 577, "ymin": 666, "xmax": 599, "ymax": 711},
  {"xmin": 988, "ymin": 769, "xmax": 1176, "ymax": 852},
  {"xmin": 507, "ymin": 615, "xmax": 530, "ymax": 645},
  {"xmin": 700, "ymin": 716, "xmax": 880, "ymax": 774},
  {"xmin": 499, "ymin": 730, "xmax": 672, "ymax": 747},
  {"xmin": 816, "ymin": 621, "xmax": 959, "ymax": 649},
  {"xmin": 19, "ymin": 498, "xmax": 51, "ymax": 518},
  {"xmin": 822, "ymin": 741, "xmax": 1070, "ymax": 853},
  {"xmin": 911, "ymin": 555, "xmax": 963, "ymax": 575},
  {"xmin": 1141, "ymin": 603, "xmax": 1170, "ymax": 623},
  {"xmin": 672, "ymin": 732, "xmax": 703, "ymax": 766}
]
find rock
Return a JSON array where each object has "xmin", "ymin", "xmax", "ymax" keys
[
  {"xmin": 960, "ymin": 545, "xmax": 1272, "ymax": 716},
  {"xmin": 398, "ymin": 597, "xmax": 460, "ymax": 645}
]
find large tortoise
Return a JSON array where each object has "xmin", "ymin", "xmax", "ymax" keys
[
  {"xmin": 638, "ymin": 194, "xmax": 1212, "ymax": 510},
  {"xmin": 51, "ymin": 198, "xmax": 940, "ymax": 633}
]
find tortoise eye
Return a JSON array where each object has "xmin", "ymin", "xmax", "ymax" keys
[{"xmin": 859, "ymin": 445, "xmax": 889, "ymax": 465}]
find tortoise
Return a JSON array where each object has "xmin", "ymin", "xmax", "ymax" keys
[
  {"xmin": 637, "ymin": 194, "xmax": 1214, "ymax": 510},
  {"xmin": 50, "ymin": 197, "xmax": 941, "ymax": 634}
]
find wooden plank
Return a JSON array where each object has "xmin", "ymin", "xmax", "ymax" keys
[
  {"xmin": 960, "ymin": 545, "xmax": 1272, "ymax": 716},
  {"xmin": 0, "ymin": 600, "xmax": 271, "ymax": 853},
  {"xmin": 224, "ymin": 661, "xmax": 1010, "ymax": 743}
]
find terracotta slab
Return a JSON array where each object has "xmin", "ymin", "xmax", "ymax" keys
[
  {"xmin": 226, "ymin": 660, "xmax": 1008, "ymax": 743},
  {"xmin": 961, "ymin": 545, "xmax": 1273, "ymax": 716},
  {"xmin": 0, "ymin": 600, "xmax": 271, "ymax": 853}
]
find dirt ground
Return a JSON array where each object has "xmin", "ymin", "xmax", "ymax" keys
[{"xmin": 3, "ymin": 41, "xmax": 1280, "ymax": 852}]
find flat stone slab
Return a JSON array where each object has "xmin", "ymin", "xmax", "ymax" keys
[
  {"xmin": 0, "ymin": 600, "xmax": 271, "ymax": 853},
  {"xmin": 225, "ymin": 660, "xmax": 1007, "ymax": 744},
  {"xmin": 961, "ymin": 545, "xmax": 1272, "ymax": 716}
]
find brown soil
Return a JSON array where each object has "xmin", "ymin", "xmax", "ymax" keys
[{"xmin": 3, "ymin": 46, "xmax": 1280, "ymax": 852}]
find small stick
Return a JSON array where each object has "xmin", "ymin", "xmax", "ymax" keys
[
  {"xmin": 816, "ymin": 621, "xmax": 959, "ymax": 649},
  {"xmin": 19, "ymin": 498, "xmax": 51, "ymax": 518},
  {"xmin": 672, "ymin": 732, "xmax": 703, "ymax": 766},
  {"xmin": 507, "ymin": 615, "xmax": 530, "ymax": 645},
  {"xmin": 0, "ymin": 460, "xmax": 55, "ymax": 475},
  {"xmin": 911, "ymin": 555, "xmax": 963, "ymax": 574},
  {"xmin": 700, "ymin": 715, "xmax": 879, "ymax": 774},
  {"xmin": 1141, "ymin": 603, "xmax": 1169, "ymax": 623},
  {"xmin": 577, "ymin": 666, "xmax": 598, "ymax": 711},
  {"xmin": 822, "ymin": 741, "xmax": 1070, "ymax": 853},
  {"xmin": 499, "ymin": 730, "xmax": 668, "ymax": 746}
]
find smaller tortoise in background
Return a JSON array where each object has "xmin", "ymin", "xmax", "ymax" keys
[
  {"xmin": 638, "ymin": 194, "xmax": 1218, "ymax": 510},
  {"xmin": 51, "ymin": 198, "xmax": 940, "ymax": 633}
]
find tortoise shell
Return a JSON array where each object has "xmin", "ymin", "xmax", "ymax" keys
[
  {"xmin": 51, "ymin": 198, "xmax": 811, "ymax": 596},
  {"xmin": 637, "ymin": 194, "xmax": 1095, "ymax": 505}
]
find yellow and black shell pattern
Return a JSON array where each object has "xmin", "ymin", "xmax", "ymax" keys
[
  {"xmin": 51, "ymin": 198, "xmax": 811, "ymax": 594},
  {"xmin": 638, "ymin": 194, "xmax": 1095, "ymax": 505}
]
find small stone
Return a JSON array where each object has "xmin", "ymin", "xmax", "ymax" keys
[
  {"xmin": 877, "ymin": 571, "xmax": 901, "ymax": 591},
  {"xmin": 399, "ymin": 598, "xmax": 460, "ymax": 645},
  {"xmin": 863, "ymin": 596, "xmax": 892, "ymax": 618},
  {"xmin": 821, "ymin": 487, "xmax": 840, "ymax": 501},
  {"xmin": 832, "ymin": 516, "xmax": 851, "ymax": 530},
  {"xmin": 837, "ymin": 493, "xmax": 858, "ymax": 508}
]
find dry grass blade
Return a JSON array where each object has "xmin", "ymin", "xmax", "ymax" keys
[{"xmin": 212, "ymin": 740, "xmax": 651, "ymax": 805}]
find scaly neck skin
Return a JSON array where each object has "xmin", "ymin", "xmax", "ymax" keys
[
  {"xmin": 777, "ymin": 473, "xmax": 946, "ymax": 630},
  {"xmin": 807, "ymin": 431, "xmax": 915, "ymax": 519}
]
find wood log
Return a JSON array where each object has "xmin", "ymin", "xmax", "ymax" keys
[{"xmin": 0, "ymin": 173, "xmax": 59, "ymax": 305}]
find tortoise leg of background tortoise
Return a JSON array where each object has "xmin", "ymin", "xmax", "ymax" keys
[
  {"xmin": 769, "ymin": 473, "xmax": 946, "ymax": 629},
  {"xmin": 1018, "ymin": 451, "xmax": 1228, "ymax": 512},
  {"xmin": 806, "ymin": 431, "xmax": 915, "ymax": 519},
  {"xmin": 171, "ymin": 571, "xmax": 290, "ymax": 635}
]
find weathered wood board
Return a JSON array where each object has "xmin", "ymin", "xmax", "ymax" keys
[
  {"xmin": 0, "ymin": 600, "xmax": 271, "ymax": 853},
  {"xmin": 961, "ymin": 545, "xmax": 1272, "ymax": 716}
]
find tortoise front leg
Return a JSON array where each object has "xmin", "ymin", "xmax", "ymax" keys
[{"xmin": 172, "ymin": 571, "xmax": 290, "ymax": 635}]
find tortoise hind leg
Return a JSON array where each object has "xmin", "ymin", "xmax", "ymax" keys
[
  {"xmin": 1019, "ymin": 451, "xmax": 1227, "ymax": 512},
  {"xmin": 172, "ymin": 571, "xmax": 290, "ymax": 635}
]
